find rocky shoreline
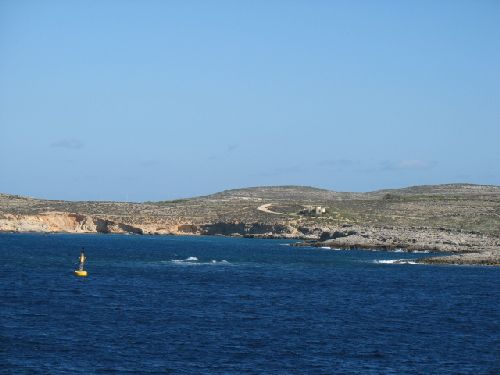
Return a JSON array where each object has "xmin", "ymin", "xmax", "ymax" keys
[
  {"xmin": 288, "ymin": 225, "xmax": 500, "ymax": 266},
  {"xmin": 292, "ymin": 243, "xmax": 500, "ymax": 266},
  {"xmin": 1, "ymin": 213, "xmax": 498, "ymax": 266},
  {"xmin": 415, "ymin": 251, "xmax": 500, "ymax": 266},
  {"xmin": 1, "ymin": 184, "xmax": 498, "ymax": 266}
]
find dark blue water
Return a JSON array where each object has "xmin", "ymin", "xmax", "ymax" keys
[{"xmin": 1, "ymin": 234, "xmax": 498, "ymax": 374}]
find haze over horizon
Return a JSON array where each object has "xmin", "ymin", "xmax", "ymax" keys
[{"xmin": 1, "ymin": 1, "xmax": 499, "ymax": 201}]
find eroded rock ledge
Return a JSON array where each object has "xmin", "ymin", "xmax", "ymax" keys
[
  {"xmin": 292, "ymin": 225, "xmax": 499, "ymax": 252},
  {"xmin": 292, "ymin": 226, "xmax": 500, "ymax": 266},
  {"xmin": 0, "ymin": 213, "xmax": 144, "ymax": 235}
]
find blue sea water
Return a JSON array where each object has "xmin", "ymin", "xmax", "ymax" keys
[{"xmin": 0, "ymin": 233, "xmax": 498, "ymax": 374}]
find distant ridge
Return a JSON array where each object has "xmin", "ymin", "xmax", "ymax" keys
[
  {"xmin": 372, "ymin": 183, "xmax": 500, "ymax": 196},
  {"xmin": 206, "ymin": 185, "xmax": 347, "ymax": 201},
  {"xmin": 1, "ymin": 183, "xmax": 499, "ymax": 203},
  {"xmin": 205, "ymin": 183, "xmax": 500, "ymax": 201}
]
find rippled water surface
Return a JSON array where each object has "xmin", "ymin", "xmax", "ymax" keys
[{"xmin": 1, "ymin": 233, "xmax": 498, "ymax": 374}]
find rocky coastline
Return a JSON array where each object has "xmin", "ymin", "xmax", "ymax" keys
[
  {"xmin": 1, "ymin": 212, "xmax": 498, "ymax": 266},
  {"xmin": 1, "ymin": 184, "xmax": 498, "ymax": 266},
  {"xmin": 290, "ymin": 226, "xmax": 500, "ymax": 266}
]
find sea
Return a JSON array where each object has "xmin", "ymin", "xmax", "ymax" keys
[{"xmin": 0, "ymin": 233, "xmax": 498, "ymax": 374}]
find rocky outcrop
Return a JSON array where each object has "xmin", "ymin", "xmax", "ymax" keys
[
  {"xmin": 417, "ymin": 251, "xmax": 500, "ymax": 266},
  {"xmin": 146, "ymin": 222, "xmax": 300, "ymax": 237},
  {"xmin": 0, "ymin": 214, "xmax": 298, "ymax": 238},
  {"xmin": 200, "ymin": 222, "xmax": 295, "ymax": 237},
  {"xmin": 292, "ymin": 225, "xmax": 500, "ymax": 265},
  {"xmin": 0, "ymin": 212, "xmax": 143, "ymax": 235},
  {"xmin": 294, "ymin": 225, "xmax": 499, "ymax": 251}
]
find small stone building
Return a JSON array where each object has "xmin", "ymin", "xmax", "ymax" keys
[{"xmin": 301, "ymin": 206, "xmax": 326, "ymax": 216}]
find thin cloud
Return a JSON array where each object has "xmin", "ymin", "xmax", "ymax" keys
[
  {"xmin": 226, "ymin": 144, "xmax": 238, "ymax": 152},
  {"xmin": 208, "ymin": 144, "xmax": 239, "ymax": 160},
  {"xmin": 381, "ymin": 159, "xmax": 437, "ymax": 171},
  {"xmin": 317, "ymin": 159, "xmax": 359, "ymax": 168},
  {"xmin": 50, "ymin": 139, "xmax": 84, "ymax": 150}
]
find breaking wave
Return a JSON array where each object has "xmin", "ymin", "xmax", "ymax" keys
[
  {"xmin": 375, "ymin": 259, "xmax": 417, "ymax": 265},
  {"xmin": 393, "ymin": 249, "xmax": 430, "ymax": 254},
  {"xmin": 169, "ymin": 257, "xmax": 231, "ymax": 266}
]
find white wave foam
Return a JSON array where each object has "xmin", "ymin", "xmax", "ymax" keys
[
  {"xmin": 170, "ymin": 257, "xmax": 230, "ymax": 266},
  {"xmin": 375, "ymin": 259, "xmax": 417, "ymax": 265},
  {"xmin": 171, "ymin": 256, "xmax": 198, "ymax": 264},
  {"xmin": 211, "ymin": 260, "xmax": 230, "ymax": 264},
  {"xmin": 403, "ymin": 260, "xmax": 417, "ymax": 265},
  {"xmin": 320, "ymin": 246, "xmax": 331, "ymax": 249},
  {"xmin": 394, "ymin": 249, "xmax": 405, "ymax": 253},
  {"xmin": 376, "ymin": 259, "xmax": 398, "ymax": 264}
]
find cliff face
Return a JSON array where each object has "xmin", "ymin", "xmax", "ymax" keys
[
  {"xmin": 0, "ymin": 212, "xmax": 301, "ymax": 238},
  {"xmin": 0, "ymin": 213, "xmax": 96, "ymax": 233},
  {"xmin": 1, "ymin": 184, "xmax": 499, "ymax": 265},
  {"xmin": 294, "ymin": 225, "xmax": 500, "ymax": 263},
  {"xmin": 0, "ymin": 212, "xmax": 145, "ymax": 234}
]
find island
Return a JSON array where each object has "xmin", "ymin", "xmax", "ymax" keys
[{"xmin": 1, "ymin": 184, "xmax": 498, "ymax": 265}]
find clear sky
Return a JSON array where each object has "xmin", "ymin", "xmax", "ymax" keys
[{"xmin": 1, "ymin": 0, "xmax": 499, "ymax": 201}]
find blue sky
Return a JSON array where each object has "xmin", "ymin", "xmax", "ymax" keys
[{"xmin": 1, "ymin": 0, "xmax": 499, "ymax": 201}]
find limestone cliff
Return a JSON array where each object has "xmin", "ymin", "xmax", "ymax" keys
[{"xmin": 0, "ymin": 212, "xmax": 144, "ymax": 234}]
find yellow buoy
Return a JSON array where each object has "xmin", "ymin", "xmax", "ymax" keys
[{"xmin": 75, "ymin": 249, "xmax": 88, "ymax": 277}]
